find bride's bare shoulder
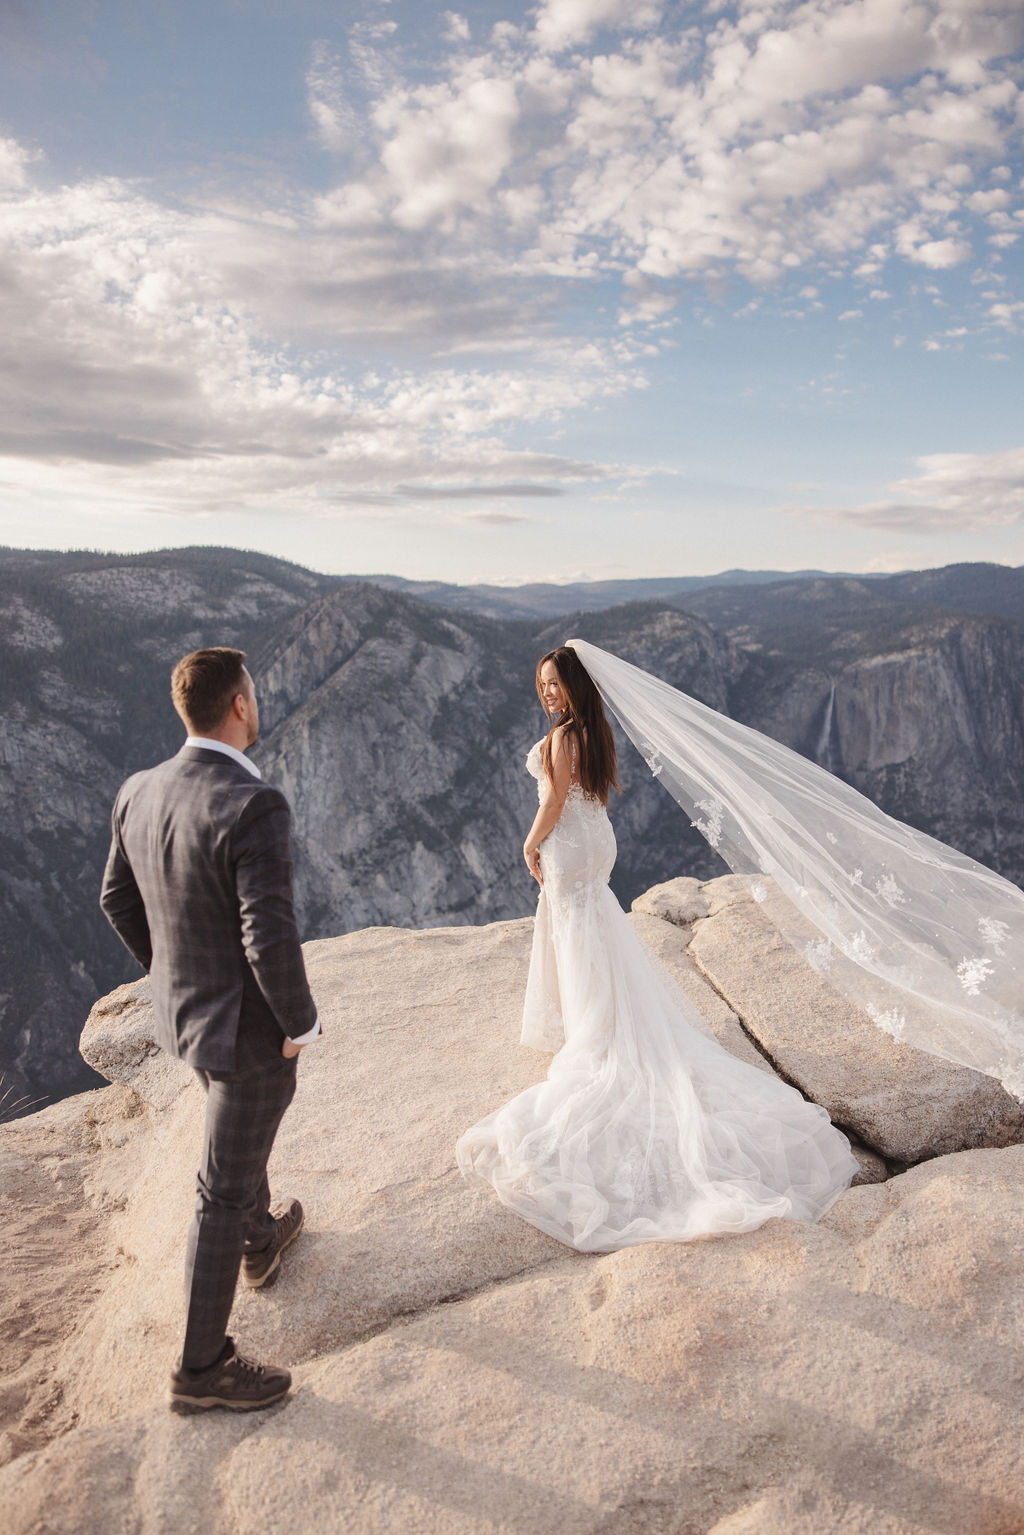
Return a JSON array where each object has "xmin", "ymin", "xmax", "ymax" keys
[{"xmin": 550, "ymin": 722, "xmax": 583, "ymax": 780}]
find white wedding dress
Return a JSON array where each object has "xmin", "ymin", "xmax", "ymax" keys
[{"xmin": 456, "ymin": 741, "xmax": 860, "ymax": 1252}]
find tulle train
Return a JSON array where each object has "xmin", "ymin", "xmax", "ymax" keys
[{"xmin": 456, "ymin": 882, "xmax": 858, "ymax": 1253}]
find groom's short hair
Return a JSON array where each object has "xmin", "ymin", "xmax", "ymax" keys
[{"xmin": 171, "ymin": 647, "xmax": 248, "ymax": 733}]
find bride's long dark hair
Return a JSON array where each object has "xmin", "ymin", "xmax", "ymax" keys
[{"xmin": 537, "ymin": 646, "xmax": 620, "ymax": 805}]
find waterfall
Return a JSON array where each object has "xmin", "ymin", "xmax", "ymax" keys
[{"xmin": 816, "ymin": 682, "xmax": 835, "ymax": 772}]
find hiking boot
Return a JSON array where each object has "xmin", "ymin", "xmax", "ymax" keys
[
  {"xmin": 169, "ymin": 1338, "xmax": 290, "ymax": 1414},
  {"xmin": 242, "ymin": 1197, "xmax": 304, "ymax": 1289}
]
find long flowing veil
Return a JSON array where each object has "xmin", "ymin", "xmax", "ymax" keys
[{"xmin": 566, "ymin": 637, "xmax": 1024, "ymax": 1102}]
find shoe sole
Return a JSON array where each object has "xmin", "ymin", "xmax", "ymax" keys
[
  {"xmin": 244, "ymin": 1249, "xmax": 282, "ymax": 1289},
  {"xmin": 242, "ymin": 1210, "xmax": 304, "ymax": 1289},
  {"xmin": 169, "ymin": 1386, "xmax": 290, "ymax": 1414}
]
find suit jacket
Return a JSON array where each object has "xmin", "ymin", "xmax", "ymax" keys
[{"xmin": 100, "ymin": 745, "xmax": 317, "ymax": 1072}]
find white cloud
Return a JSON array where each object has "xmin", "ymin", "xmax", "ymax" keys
[
  {"xmin": 906, "ymin": 236, "xmax": 975, "ymax": 268},
  {"xmin": 376, "ymin": 70, "xmax": 520, "ymax": 230},
  {"xmin": 307, "ymin": 41, "xmax": 357, "ymax": 152},
  {"xmin": 459, "ymin": 509, "xmax": 535, "ymax": 524},
  {"xmin": 0, "ymin": 136, "xmax": 38, "ymax": 188},
  {"xmin": 989, "ymin": 300, "xmax": 1024, "ymax": 329},
  {"xmin": 0, "ymin": 143, "xmax": 639, "ymax": 523},
  {"xmin": 443, "ymin": 12, "xmax": 471, "ymax": 43},
  {"xmin": 532, "ymin": 0, "xmax": 663, "ymax": 52},
  {"xmin": 617, "ymin": 288, "xmax": 677, "ymax": 327},
  {"xmin": 2, "ymin": 3, "xmax": 1023, "ymax": 538},
  {"xmin": 969, "ymin": 187, "xmax": 1012, "ymax": 212},
  {"xmin": 797, "ymin": 446, "xmax": 1024, "ymax": 531},
  {"xmin": 290, "ymin": 1, "xmax": 1024, "ymax": 298},
  {"xmin": 542, "ymin": 10, "xmax": 1010, "ymax": 283}
]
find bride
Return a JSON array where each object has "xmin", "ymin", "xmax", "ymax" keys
[
  {"xmin": 457, "ymin": 638, "xmax": 1024, "ymax": 1253},
  {"xmin": 456, "ymin": 643, "xmax": 860, "ymax": 1252}
]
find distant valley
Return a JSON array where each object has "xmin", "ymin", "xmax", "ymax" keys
[{"xmin": 3, "ymin": 545, "xmax": 1024, "ymax": 1114}]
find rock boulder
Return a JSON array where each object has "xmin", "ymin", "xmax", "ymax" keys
[
  {"xmin": 686, "ymin": 882, "xmax": 1024, "ymax": 1164},
  {"xmin": 3, "ymin": 894, "xmax": 1022, "ymax": 1533}
]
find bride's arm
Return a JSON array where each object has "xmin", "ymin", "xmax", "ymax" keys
[{"xmin": 523, "ymin": 728, "xmax": 574, "ymax": 885}]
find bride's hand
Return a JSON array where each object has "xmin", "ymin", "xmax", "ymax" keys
[{"xmin": 524, "ymin": 845, "xmax": 543, "ymax": 885}]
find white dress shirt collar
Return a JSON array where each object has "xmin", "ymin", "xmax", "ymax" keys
[{"xmin": 184, "ymin": 736, "xmax": 262, "ymax": 780}]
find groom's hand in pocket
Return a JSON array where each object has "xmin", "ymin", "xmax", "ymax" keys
[{"xmin": 282, "ymin": 1017, "xmax": 323, "ymax": 1058}]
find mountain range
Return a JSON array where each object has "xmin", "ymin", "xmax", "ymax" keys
[
  {"xmin": 3, "ymin": 545, "xmax": 1023, "ymax": 1115},
  {"xmin": 343, "ymin": 561, "xmax": 1024, "ymax": 627}
]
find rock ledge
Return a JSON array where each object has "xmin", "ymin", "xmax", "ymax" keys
[{"xmin": 2, "ymin": 882, "xmax": 1022, "ymax": 1534}]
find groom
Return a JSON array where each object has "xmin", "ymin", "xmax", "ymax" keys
[{"xmin": 100, "ymin": 646, "xmax": 320, "ymax": 1413}]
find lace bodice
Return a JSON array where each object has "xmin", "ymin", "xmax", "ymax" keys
[
  {"xmin": 525, "ymin": 738, "xmax": 615, "ymax": 915},
  {"xmin": 526, "ymin": 738, "xmax": 604, "ymax": 813}
]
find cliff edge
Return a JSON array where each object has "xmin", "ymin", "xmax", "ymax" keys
[{"xmin": 2, "ymin": 878, "xmax": 1023, "ymax": 1534}]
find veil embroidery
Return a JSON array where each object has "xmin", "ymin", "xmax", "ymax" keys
[{"xmin": 566, "ymin": 637, "xmax": 1024, "ymax": 1102}]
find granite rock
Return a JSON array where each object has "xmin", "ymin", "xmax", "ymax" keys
[
  {"xmin": 4, "ymin": 901, "xmax": 1023, "ymax": 1532},
  {"xmin": 630, "ymin": 876, "xmax": 710, "ymax": 927},
  {"xmin": 687, "ymin": 891, "xmax": 1024, "ymax": 1164}
]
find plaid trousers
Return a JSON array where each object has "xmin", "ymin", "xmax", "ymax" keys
[{"xmin": 181, "ymin": 1053, "xmax": 297, "ymax": 1371}]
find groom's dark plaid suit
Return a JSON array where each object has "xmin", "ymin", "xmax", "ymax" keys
[{"xmin": 101, "ymin": 744, "xmax": 317, "ymax": 1370}]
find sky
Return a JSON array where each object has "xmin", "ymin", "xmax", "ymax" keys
[{"xmin": 0, "ymin": 0, "xmax": 1022, "ymax": 585}]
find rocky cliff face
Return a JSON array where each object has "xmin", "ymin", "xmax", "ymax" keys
[
  {"xmin": 256, "ymin": 587, "xmax": 540, "ymax": 933},
  {"xmin": 257, "ymin": 584, "xmax": 1024, "ymax": 950},
  {"xmin": 833, "ymin": 620, "xmax": 1024, "ymax": 875},
  {"xmin": 255, "ymin": 590, "xmax": 739, "ymax": 935},
  {"xmin": 0, "ymin": 548, "xmax": 334, "ymax": 1106},
  {"xmin": 4, "ymin": 549, "xmax": 1024, "ymax": 1116},
  {"xmin": 726, "ymin": 608, "xmax": 1024, "ymax": 881}
]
